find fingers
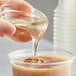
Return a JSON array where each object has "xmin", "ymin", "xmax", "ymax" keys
[
  {"xmin": 0, "ymin": 18, "xmax": 16, "ymax": 36},
  {"xmin": 10, "ymin": 12, "xmax": 32, "ymax": 19},
  {"xmin": 9, "ymin": 0, "xmax": 34, "ymax": 14},
  {"xmin": 0, "ymin": 0, "xmax": 34, "ymax": 14},
  {"xmin": 2, "ymin": 11, "xmax": 32, "ymax": 19},
  {"xmin": 1, "ymin": 0, "xmax": 34, "ymax": 19},
  {"xmin": 0, "ymin": 0, "xmax": 34, "ymax": 37}
]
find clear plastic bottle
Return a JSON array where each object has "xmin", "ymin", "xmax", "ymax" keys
[{"xmin": 53, "ymin": 0, "xmax": 76, "ymax": 75}]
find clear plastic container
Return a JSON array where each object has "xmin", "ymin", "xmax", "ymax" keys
[
  {"xmin": 8, "ymin": 49, "xmax": 75, "ymax": 76},
  {"xmin": 53, "ymin": 0, "xmax": 76, "ymax": 75}
]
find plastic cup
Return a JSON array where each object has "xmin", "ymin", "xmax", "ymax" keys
[{"xmin": 8, "ymin": 49, "xmax": 75, "ymax": 76}]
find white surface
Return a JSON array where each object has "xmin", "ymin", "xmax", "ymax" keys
[{"xmin": 0, "ymin": 37, "xmax": 53, "ymax": 76}]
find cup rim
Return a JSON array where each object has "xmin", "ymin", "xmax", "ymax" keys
[{"xmin": 8, "ymin": 49, "xmax": 76, "ymax": 65}]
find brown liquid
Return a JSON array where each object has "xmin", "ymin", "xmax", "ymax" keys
[{"xmin": 12, "ymin": 56, "xmax": 71, "ymax": 76}]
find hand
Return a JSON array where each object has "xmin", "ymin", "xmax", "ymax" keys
[
  {"xmin": 0, "ymin": 18, "xmax": 16, "ymax": 36},
  {"xmin": 0, "ymin": 0, "xmax": 34, "ymax": 37}
]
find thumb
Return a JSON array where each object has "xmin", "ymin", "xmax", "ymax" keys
[{"xmin": 0, "ymin": 18, "xmax": 16, "ymax": 36}]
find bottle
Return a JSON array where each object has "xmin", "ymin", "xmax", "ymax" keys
[{"xmin": 53, "ymin": 0, "xmax": 76, "ymax": 75}]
